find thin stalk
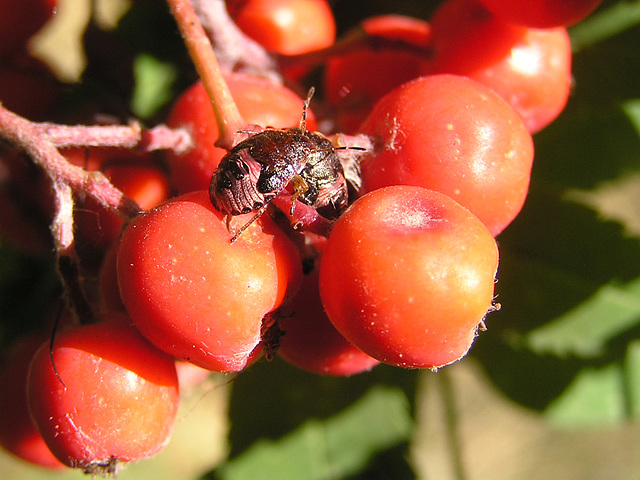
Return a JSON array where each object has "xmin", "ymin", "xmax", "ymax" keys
[
  {"xmin": 167, "ymin": 0, "xmax": 244, "ymax": 150},
  {"xmin": 42, "ymin": 122, "xmax": 192, "ymax": 153}
]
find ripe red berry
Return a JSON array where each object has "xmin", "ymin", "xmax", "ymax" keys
[
  {"xmin": 424, "ymin": 0, "xmax": 572, "ymax": 132},
  {"xmin": 477, "ymin": 0, "xmax": 603, "ymax": 28},
  {"xmin": 117, "ymin": 190, "xmax": 302, "ymax": 372},
  {"xmin": 227, "ymin": 0, "xmax": 336, "ymax": 55},
  {"xmin": 359, "ymin": 74, "xmax": 534, "ymax": 236},
  {"xmin": 76, "ymin": 162, "xmax": 170, "ymax": 250},
  {"xmin": 0, "ymin": 336, "xmax": 64, "ymax": 469},
  {"xmin": 277, "ymin": 269, "xmax": 380, "ymax": 376},
  {"xmin": 319, "ymin": 186, "xmax": 499, "ymax": 369},
  {"xmin": 0, "ymin": 185, "xmax": 52, "ymax": 255},
  {"xmin": 27, "ymin": 321, "xmax": 180, "ymax": 474},
  {"xmin": 323, "ymin": 15, "xmax": 432, "ymax": 133},
  {"xmin": 0, "ymin": 57, "xmax": 61, "ymax": 120}
]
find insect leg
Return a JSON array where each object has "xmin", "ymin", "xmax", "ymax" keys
[
  {"xmin": 229, "ymin": 198, "xmax": 274, "ymax": 243},
  {"xmin": 288, "ymin": 174, "xmax": 309, "ymax": 216}
]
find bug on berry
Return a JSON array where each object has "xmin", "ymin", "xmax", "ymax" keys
[{"xmin": 209, "ymin": 87, "xmax": 349, "ymax": 242}]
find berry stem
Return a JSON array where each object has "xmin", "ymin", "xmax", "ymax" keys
[
  {"xmin": 50, "ymin": 180, "xmax": 74, "ymax": 254},
  {"xmin": 44, "ymin": 122, "xmax": 193, "ymax": 153},
  {"xmin": 0, "ymin": 103, "xmax": 141, "ymax": 221},
  {"xmin": 167, "ymin": 0, "xmax": 245, "ymax": 150},
  {"xmin": 192, "ymin": 0, "xmax": 280, "ymax": 83}
]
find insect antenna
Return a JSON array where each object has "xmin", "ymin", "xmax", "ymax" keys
[
  {"xmin": 50, "ymin": 301, "xmax": 67, "ymax": 388},
  {"xmin": 336, "ymin": 145, "xmax": 366, "ymax": 152},
  {"xmin": 299, "ymin": 86, "xmax": 315, "ymax": 133}
]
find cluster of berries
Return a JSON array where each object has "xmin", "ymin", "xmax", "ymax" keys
[{"xmin": 0, "ymin": 0, "xmax": 601, "ymax": 474}]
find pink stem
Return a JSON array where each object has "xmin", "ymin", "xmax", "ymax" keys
[
  {"xmin": 50, "ymin": 181, "xmax": 75, "ymax": 254},
  {"xmin": 0, "ymin": 104, "xmax": 140, "ymax": 221},
  {"xmin": 41, "ymin": 122, "xmax": 192, "ymax": 153}
]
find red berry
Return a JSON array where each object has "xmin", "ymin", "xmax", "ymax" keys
[
  {"xmin": 477, "ymin": 0, "xmax": 603, "ymax": 28},
  {"xmin": 227, "ymin": 0, "xmax": 336, "ymax": 55},
  {"xmin": 424, "ymin": 0, "xmax": 572, "ymax": 132},
  {"xmin": 278, "ymin": 269, "xmax": 380, "ymax": 376},
  {"xmin": 469, "ymin": 27, "xmax": 570, "ymax": 133},
  {"xmin": 166, "ymin": 73, "xmax": 318, "ymax": 193},
  {"xmin": 0, "ymin": 186, "xmax": 51, "ymax": 255},
  {"xmin": 76, "ymin": 162, "xmax": 170, "ymax": 251},
  {"xmin": 27, "ymin": 321, "xmax": 180, "ymax": 474},
  {"xmin": 0, "ymin": 336, "xmax": 64, "ymax": 469},
  {"xmin": 117, "ymin": 190, "xmax": 302, "ymax": 372},
  {"xmin": 359, "ymin": 74, "xmax": 534, "ymax": 236},
  {"xmin": 324, "ymin": 15, "xmax": 432, "ymax": 133},
  {"xmin": 426, "ymin": 0, "xmax": 527, "ymax": 77},
  {"xmin": 319, "ymin": 186, "xmax": 499, "ymax": 369}
]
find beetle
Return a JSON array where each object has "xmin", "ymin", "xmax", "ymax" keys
[{"xmin": 209, "ymin": 87, "xmax": 349, "ymax": 242}]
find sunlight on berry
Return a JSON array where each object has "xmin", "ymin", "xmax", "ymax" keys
[{"xmin": 508, "ymin": 44, "xmax": 542, "ymax": 77}]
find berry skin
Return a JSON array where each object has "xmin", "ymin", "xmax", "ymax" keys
[
  {"xmin": 464, "ymin": 27, "xmax": 571, "ymax": 133},
  {"xmin": 76, "ymin": 162, "xmax": 170, "ymax": 250},
  {"xmin": 319, "ymin": 186, "xmax": 499, "ymax": 369},
  {"xmin": 423, "ymin": 0, "xmax": 572, "ymax": 132},
  {"xmin": 0, "ymin": 57, "xmax": 61, "ymax": 121},
  {"xmin": 359, "ymin": 74, "xmax": 534, "ymax": 236},
  {"xmin": 323, "ymin": 15, "xmax": 432, "ymax": 133},
  {"xmin": 477, "ymin": 0, "xmax": 603, "ymax": 28},
  {"xmin": 117, "ymin": 190, "xmax": 302, "ymax": 372},
  {"xmin": 227, "ymin": 0, "xmax": 336, "ymax": 55},
  {"xmin": 27, "ymin": 321, "xmax": 180, "ymax": 475},
  {"xmin": 166, "ymin": 73, "xmax": 318, "ymax": 193},
  {"xmin": 277, "ymin": 269, "xmax": 380, "ymax": 376},
  {"xmin": 0, "ymin": 336, "xmax": 64, "ymax": 469}
]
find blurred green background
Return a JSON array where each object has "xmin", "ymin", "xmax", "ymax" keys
[{"xmin": 3, "ymin": 0, "xmax": 640, "ymax": 478}]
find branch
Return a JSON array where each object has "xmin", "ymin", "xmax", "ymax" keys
[
  {"xmin": 41, "ymin": 122, "xmax": 193, "ymax": 153},
  {"xmin": 0, "ymin": 104, "xmax": 140, "ymax": 221},
  {"xmin": 192, "ymin": 0, "xmax": 281, "ymax": 83}
]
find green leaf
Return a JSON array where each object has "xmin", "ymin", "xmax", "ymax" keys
[
  {"xmin": 570, "ymin": 0, "xmax": 640, "ymax": 52},
  {"xmin": 523, "ymin": 276, "xmax": 640, "ymax": 358},
  {"xmin": 544, "ymin": 363, "xmax": 626, "ymax": 427},
  {"xmin": 473, "ymin": 92, "xmax": 640, "ymax": 420},
  {"xmin": 130, "ymin": 53, "xmax": 178, "ymax": 119},
  {"xmin": 215, "ymin": 386, "xmax": 413, "ymax": 480},
  {"xmin": 625, "ymin": 340, "xmax": 640, "ymax": 418}
]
